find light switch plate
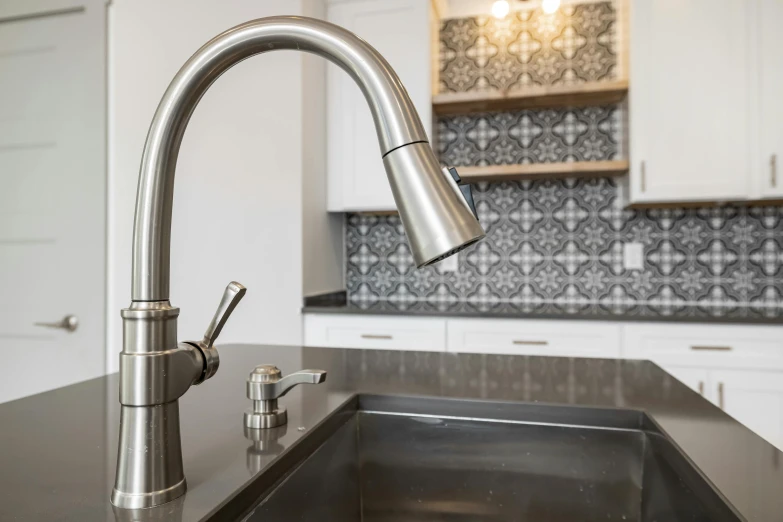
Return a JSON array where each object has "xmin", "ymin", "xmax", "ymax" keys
[
  {"xmin": 436, "ymin": 253, "xmax": 459, "ymax": 273},
  {"xmin": 623, "ymin": 242, "xmax": 644, "ymax": 270}
]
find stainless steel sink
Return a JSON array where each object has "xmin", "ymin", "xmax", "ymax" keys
[{"xmin": 238, "ymin": 395, "xmax": 739, "ymax": 522}]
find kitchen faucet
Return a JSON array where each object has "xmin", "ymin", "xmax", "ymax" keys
[{"xmin": 113, "ymin": 16, "xmax": 485, "ymax": 509}]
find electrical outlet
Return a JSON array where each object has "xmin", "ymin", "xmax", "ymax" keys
[
  {"xmin": 623, "ymin": 242, "xmax": 644, "ymax": 270},
  {"xmin": 436, "ymin": 253, "xmax": 459, "ymax": 273}
]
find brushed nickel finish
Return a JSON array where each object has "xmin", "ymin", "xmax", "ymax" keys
[
  {"xmin": 690, "ymin": 345, "xmax": 733, "ymax": 352},
  {"xmin": 244, "ymin": 365, "xmax": 327, "ymax": 429},
  {"xmin": 361, "ymin": 334, "xmax": 393, "ymax": 340},
  {"xmin": 34, "ymin": 314, "xmax": 79, "ymax": 332},
  {"xmin": 113, "ymin": 283, "xmax": 246, "ymax": 509},
  {"xmin": 512, "ymin": 340, "xmax": 549, "ymax": 346},
  {"xmin": 383, "ymin": 142, "xmax": 484, "ymax": 267},
  {"xmin": 116, "ymin": 15, "xmax": 483, "ymax": 509}
]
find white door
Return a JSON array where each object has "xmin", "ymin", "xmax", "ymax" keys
[
  {"xmin": 0, "ymin": 1, "xmax": 106, "ymax": 403},
  {"xmin": 327, "ymin": 0, "xmax": 432, "ymax": 211},
  {"xmin": 712, "ymin": 369, "xmax": 783, "ymax": 451},
  {"xmin": 756, "ymin": 0, "xmax": 783, "ymax": 199},
  {"xmin": 629, "ymin": 0, "xmax": 752, "ymax": 204}
]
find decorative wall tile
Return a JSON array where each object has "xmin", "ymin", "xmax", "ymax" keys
[
  {"xmin": 439, "ymin": 2, "xmax": 617, "ymax": 93},
  {"xmin": 437, "ymin": 105, "xmax": 622, "ymax": 166},
  {"xmin": 345, "ymin": 179, "xmax": 783, "ymax": 315}
]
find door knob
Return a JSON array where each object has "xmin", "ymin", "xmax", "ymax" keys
[{"xmin": 34, "ymin": 314, "xmax": 78, "ymax": 333}]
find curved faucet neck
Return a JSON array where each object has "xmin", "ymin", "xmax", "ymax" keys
[{"xmin": 131, "ymin": 16, "xmax": 428, "ymax": 301}]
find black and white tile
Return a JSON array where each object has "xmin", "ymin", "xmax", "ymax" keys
[
  {"xmin": 437, "ymin": 105, "xmax": 622, "ymax": 165},
  {"xmin": 346, "ymin": 179, "xmax": 783, "ymax": 316},
  {"xmin": 439, "ymin": 1, "xmax": 617, "ymax": 93}
]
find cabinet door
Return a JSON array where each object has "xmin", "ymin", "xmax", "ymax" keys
[
  {"xmin": 660, "ymin": 365, "xmax": 711, "ymax": 400},
  {"xmin": 757, "ymin": 0, "xmax": 783, "ymax": 198},
  {"xmin": 622, "ymin": 323, "xmax": 783, "ymax": 371},
  {"xmin": 327, "ymin": 0, "xmax": 432, "ymax": 211},
  {"xmin": 712, "ymin": 369, "xmax": 783, "ymax": 451},
  {"xmin": 304, "ymin": 313, "xmax": 447, "ymax": 351},
  {"xmin": 629, "ymin": 0, "xmax": 752, "ymax": 204}
]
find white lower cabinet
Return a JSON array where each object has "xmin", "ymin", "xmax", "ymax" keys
[
  {"xmin": 711, "ymin": 369, "xmax": 783, "ymax": 451},
  {"xmin": 446, "ymin": 319, "xmax": 622, "ymax": 358},
  {"xmin": 625, "ymin": 322, "xmax": 783, "ymax": 451},
  {"xmin": 661, "ymin": 366, "xmax": 710, "ymax": 398},
  {"xmin": 303, "ymin": 313, "xmax": 783, "ymax": 450},
  {"xmin": 303, "ymin": 314, "xmax": 446, "ymax": 352}
]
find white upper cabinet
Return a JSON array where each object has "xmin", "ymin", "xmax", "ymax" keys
[
  {"xmin": 326, "ymin": 0, "xmax": 433, "ymax": 212},
  {"xmin": 628, "ymin": 0, "xmax": 753, "ymax": 204},
  {"xmin": 755, "ymin": 0, "xmax": 783, "ymax": 199}
]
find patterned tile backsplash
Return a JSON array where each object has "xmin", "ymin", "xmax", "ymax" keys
[
  {"xmin": 346, "ymin": 179, "xmax": 783, "ymax": 315},
  {"xmin": 437, "ymin": 105, "xmax": 622, "ymax": 166},
  {"xmin": 343, "ymin": 0, "xmax": 782, "ymax": 317},
  {"xmin": 439, "ymin": 1, "xmax": 616, "ymax": 93}
]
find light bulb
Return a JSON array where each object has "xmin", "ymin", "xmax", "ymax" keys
[
  {"xmin": 491, "ymin": 0, "xmax": 510, "ymax": 19},
  {"xmin": 542, "ymin": 0, "xmax": 560, "ymax": 14}
]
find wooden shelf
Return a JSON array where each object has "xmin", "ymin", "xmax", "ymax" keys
[
  {"xmin": 432, "ymin": 80, "xmax": 629, "ymax": 115},
  {"xmin": 457, "ymin": 160, "xmax": 630, "ymax": 183}
]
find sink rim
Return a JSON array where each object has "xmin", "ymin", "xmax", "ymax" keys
[{"xmin": 207, "ymin": 393, "xmax": 743, "ymax": 522}]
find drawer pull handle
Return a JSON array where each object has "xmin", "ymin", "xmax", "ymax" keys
[
  {"xmin": 512, "ymin": 340, "xmax": 549, "ymax": 346},
  {"xmin": 690, "ymin": 345, "xmax": 732, "ymax": 352},
  {"xmin": 698, "ymin": 381, "xmax": 705, "ymax": 396},
  {"xmin": 718, "ymin": 382, "xmax": 725, "ymax": 410},
  {"xmin": 361, "ymin": 334, "xmax": 392, "ymax": 340}
]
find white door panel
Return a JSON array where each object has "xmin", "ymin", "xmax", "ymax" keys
[{"xmin": 0, "ymin": 2, "xmax": 105, "ymax": 403}]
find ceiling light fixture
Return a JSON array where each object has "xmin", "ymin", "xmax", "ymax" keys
[
  {"xmin": 491, "ymin": 0, "xmax": 510, "ymax": 19},
  {"xmin": 541, "ymin": 0, "xmax": 561, "ymax": 14}
]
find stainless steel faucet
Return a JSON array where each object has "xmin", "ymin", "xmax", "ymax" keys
[{"xmin": 113, "ymin": 16, "xmax": 484, "ymax": 509}]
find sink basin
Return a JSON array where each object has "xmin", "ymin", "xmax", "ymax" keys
[{"xmin": 240, "ymin": 395, "xmax": 739, "ymax": 522}]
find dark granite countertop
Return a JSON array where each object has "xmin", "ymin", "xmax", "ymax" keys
[
  {"xmin": 2, "ymin": 344, "xmax": 782, "ymax": 521},
  {"xmin": 303, "ymin": 299, "xmax": 783, "ymax": 324}
]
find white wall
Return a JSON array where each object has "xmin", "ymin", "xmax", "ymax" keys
[
  {"xmin": 107, "ymin": 0, "xmax": 337, "ymax": 372},
  {"xmin": 302, "ymin": 0, "xmax": 345, "ymax": 297}
]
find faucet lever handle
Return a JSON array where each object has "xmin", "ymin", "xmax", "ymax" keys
[{"xmin": 203, "ymin": 281, "xmax": 247, "ymax": 349}]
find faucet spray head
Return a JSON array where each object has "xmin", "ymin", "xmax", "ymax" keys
[{"xmin": 383, "ymin": 142, "xmax": 485, "ymax": 267}]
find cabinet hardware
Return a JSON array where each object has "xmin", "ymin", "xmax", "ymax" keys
[
  {"xmin": 34, "ymin": 314, "xmax": 79, "ymax": 333},
  {"xmin": 698, "ymin": 381, "xmax": 704, "ymax": 395},
  {"xmin": 512, "ymin": 340, "xmax": 549, "ymax": 346},
  {"xmin": 640, "ymin": 161, "xmax": 646, "ymax": 192},
  {"xmin": 718, "ymin": 382, "xmax": 725, "ymax": 410},
  {"xmin": 772, "ymin": 154, "xmax": 778, "ymax": 188},
  {"xmin": 690, "ymin": 345, "xmax": 732, "ymax": 352},
  {"xmin": 361, "ymin": 334, "xmax": 392, "ymax": 340}
]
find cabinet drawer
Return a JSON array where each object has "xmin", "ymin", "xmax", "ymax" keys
[
  {"xmin": 623, "ymin": 324, "xmax": 783, "ymax": 370},
  {"xmin": 303, "ymin": 314, "xmax": 446, "ymax": 351},
  {"xmin": 446, "ymin": 319, "xmax": 622, "ymax": 358}
]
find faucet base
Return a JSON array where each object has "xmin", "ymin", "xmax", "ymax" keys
[
  {"xmin": 111, "ymin": 477, "xmax": 187, "ymax": 510},
  {"xmin": 112, "ymin": 402, "xmax": 187, "ymax": 509},
  {"xmin": 245, "ymin": 405, "xmax": 287, "ymax": 429}
]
